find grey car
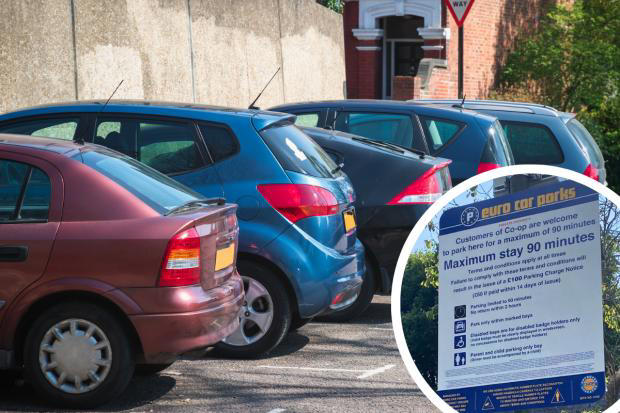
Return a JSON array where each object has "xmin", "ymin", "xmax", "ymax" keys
[{"xmin": 414, "ymin": 99, "xmax": 606, "ymax": 184}]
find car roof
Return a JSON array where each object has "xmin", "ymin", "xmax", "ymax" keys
[
  {"xmin": 413, "ymin": 99, "xmax": 574, "ymax": 118},
  {"xmin": 0, "ymin": 100, "xmax": 293, "ymax": 131},
  {"xmin": 0, "ymin": 133, "xmax": 84, "ymax": 157},
  {"xmin": 270, "ymin": 99, "xmax": 496, "ymax": 121}
]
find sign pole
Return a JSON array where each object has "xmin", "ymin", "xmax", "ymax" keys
[
  {"xmin": 445, "ymin": 0, "xmax": 474, "ymax": 99},
  {"xmin": 458, "ymin": 25, "xmax": 464, "ymax": 99}
]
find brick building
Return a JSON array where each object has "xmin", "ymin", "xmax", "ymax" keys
[{"xmin": 343, "ymin": 0, "xmax": 556, "ymax": 100}]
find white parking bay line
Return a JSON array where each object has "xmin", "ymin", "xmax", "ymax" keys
[
  {"xmin": 356, "ymin": 364, "xmax": 395, "ymax": 379},
  {"xmin": 369, "ymin": 327, "xmax": 393, "ymax": 331},
  {"xmin": 267, "ymin": 409, "xmax": 286, "ymax": 413},
  {"xmin": 257, "ymin": 364, "xmax": 396, "ymax": 380},
  {"xmin": 257, "ymin": 365, "xmax": 364, "ymax": 374}
]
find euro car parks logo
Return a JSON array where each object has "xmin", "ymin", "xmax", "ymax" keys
[
  {"xmin": 580, "ymin": 375, "xmax": 598, "ymax": 394},
  {"xmin": 461, "ymin": 207, "xmax": 479, "ymax": 226}
]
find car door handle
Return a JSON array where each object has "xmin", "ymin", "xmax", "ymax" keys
[{"xmin": 0, "ymin": 246, "xmax": 28, "ymax": 262}]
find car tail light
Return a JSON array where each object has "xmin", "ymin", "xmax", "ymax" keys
[
  {"xmin": 215, "ymin": 215, "xmax": 237, "ymax": 272},
  {"xmin": 258, "ymin": 184, "xmax": 339, "ymax": 222},
  {"xmin": 388, "ymin": 161, "xmax": 451, "ymax": 205},
  {"xmin": 583, "ymin": 164, "xmax": 599, "ymax": 181},
  {"xmin": 159, "ymin": 227, "xmax": 201, "ymax": 287},
  {"xmin": 477, "ymin": 162, "xmax": 501, "ymax": 174}
]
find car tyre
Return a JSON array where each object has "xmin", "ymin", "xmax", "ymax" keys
[
  {"xmin": 23, "ymin": 302, "xmax": 135, "ymax": 409},
  {"xmin": 318, "ymin": 258, "xmax": 376, "ymax": 322},
  {"xmin": 215, "ymin": 260, "xmax": 291, "ymax": 358},
  {"xmin": 134, "ymin": 362, "xmax": 174, "ymax": 376}
]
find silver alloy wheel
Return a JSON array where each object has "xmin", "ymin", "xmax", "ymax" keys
[
  {"xmin": 38, "ymin": 318, "xmax": 112, "ymax": 394},
  {"xmin": 222, "ymin": 276, "xmax": 274, "ymax": 346}
]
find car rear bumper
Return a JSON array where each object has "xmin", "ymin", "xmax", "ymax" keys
[
  {"xmin": 124, "ymin": 273, "xmax": 244, "ymax": 363},
  {"xmin": 263, "ymin": 224, "xmax": 365, "ymax": 319},
  {"xmin": 356, "ymin": 204, "xmax": 429, "ymax": 292}
]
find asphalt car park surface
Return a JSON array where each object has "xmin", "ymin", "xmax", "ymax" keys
[{"xmin": 0, "ymin": 296, "xmax": 437, "ymax": 413}]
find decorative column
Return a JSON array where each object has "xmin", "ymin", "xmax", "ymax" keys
[{"xmin": 352, "ymin": 28, "xmax": 383, "ymax": 99}]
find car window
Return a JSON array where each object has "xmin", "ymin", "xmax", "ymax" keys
[
  {"xmin": 566, "ymin": 119, "xmax": 604, "ymax": 168},
  {"xmin": 501, "ymin": 121, "xmax": 564, "ymax": 164},
  {"xmin": 419, "ymin": 116, "xmax": 463, "ymax": 153},
  {"xmin": 78, "ymin": 149, "xmax": 204, "ymax": 215},
  {"xmin": 199, "ymin": 123, "xmax": 238, "ymax": 162},
  {"xmin": 0, "ymin": 159, "xmax": 51, "ymax": 222},
  {"xmin": 94, "ymin": 119, "xmax": 135, "ymax": 157},
  {"xmin": 488, "ymin": 120, "xmax": 514, "ymax": 166},
  {"xmin": 260, "ymin": 123, "xmax": 339, "ymax": 179},
  {"xmin": 294, "ymin": 113, "xmax": 320, "ymax": 127},
  {"xmin": 95, "ymin": 118, "xmax": 205, "ymax": 175},
  {"xmin": 334, "ymin": 112, "xmax": 414, "ymax": 147},
  {"xmin": 138, "ymin": 121, "xmax": 204, "ymax": 175},
  {"xmin": 0, "ymin": 118, "xmax": 79, "ymax": 140}
]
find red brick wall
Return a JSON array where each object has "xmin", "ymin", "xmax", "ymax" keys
[
  {"xmin": 344, "ymin": 0, "xmax": 562, "ymax": 100},
  {"xmin": 420, "ymin": 0, "xmax": 559, "ymax": 99},
  {"xmin": 392, "ymin": 76, "xmax": 415, "ymax": 100},
  {"xmin": 343, "ymin": 1, "xmax": 359, "ymax": 98}
]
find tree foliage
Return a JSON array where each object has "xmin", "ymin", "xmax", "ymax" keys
[
  {"xmin": 495, "ymin": 0, "xmax": 620, "ymax": 191},
  {"xmin": 316, "ymin": 0, "xmax": 343, "ymax": 14}
]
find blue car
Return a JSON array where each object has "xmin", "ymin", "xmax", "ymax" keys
[
  {"xmin": 270, "ymin": 100, "xmax": 515, "ymax": 185},
  {"xmin": 415, "ymin": 99, "xmax": 607, "ymax": 184},
  {"xmin": 0, "ymin": 101, "xmax": 365, "ymax": 357}
]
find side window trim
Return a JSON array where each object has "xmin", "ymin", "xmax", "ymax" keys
[
  {"xmin": 91, "ymin": 114, "xmax": 212, "ymax": 176},
  {"xmin": 412, "ymin": 114, "xmax": 431, "ymax": 153},
  {"xmin": 195, "ymin": 120, "xmax": 240, "ymax": 164},
  {"xmin": 12, "ymin": 165, "xmax": 33, "ymax": 221}
]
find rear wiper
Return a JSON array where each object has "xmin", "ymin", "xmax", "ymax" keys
[
  {"xmin": 351, "ymin": 136, "xmax": 405, "ymax": 153},
  {"xmin": 331, "ymin": 162, "xmax": 344, "ymax": 174},
  {"xmin": 165, "ymin": 197, "xmax": 226, "ymax": 216}
]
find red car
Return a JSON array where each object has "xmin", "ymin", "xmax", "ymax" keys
[{"xmin": 0, "ymin": 135, "xmax": 244, "ymax": 408}]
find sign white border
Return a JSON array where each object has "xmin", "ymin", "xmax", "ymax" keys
[{"xmin": 390, "ymin": 165, "xmax": 620, "ymax": 413}]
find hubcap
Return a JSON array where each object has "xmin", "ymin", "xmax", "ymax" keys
[
  {"xmin": 38, "ymin": 319, "xmax": 112, "ymax": 394},
  {"xmin": 223, "ymin": 276, "xmax": 274, "ymax": 346}
]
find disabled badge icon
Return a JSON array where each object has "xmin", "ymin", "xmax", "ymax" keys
[{"xmin": 454, "ymin": 335, "xmax": 466, "ymax": 349}]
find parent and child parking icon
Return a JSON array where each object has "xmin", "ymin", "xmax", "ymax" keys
[{"xmin": 454, "ymin": 305, "xmax": 467, "ymax": 366}]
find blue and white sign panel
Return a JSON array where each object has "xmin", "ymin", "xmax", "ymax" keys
[{"xmin": 437, "ymin": 181, "xmax": 605, "ymax": 412}]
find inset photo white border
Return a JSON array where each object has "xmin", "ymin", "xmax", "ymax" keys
[{"xmin": 390, "ymin": 165, "xmax": 620, "ymax": 413}]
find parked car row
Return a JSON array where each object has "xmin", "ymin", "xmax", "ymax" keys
[{"xmin": 0, "ymin": 97, "xmax": 605, "ymax": 408}]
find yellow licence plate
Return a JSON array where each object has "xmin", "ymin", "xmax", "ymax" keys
[
  {"xmin": 343, "ymin": 210, "xmax": 356, "ymax": 233},
  {"xmin": 215, "ymin": 244, "xmax": 235, "ymax": 271}
]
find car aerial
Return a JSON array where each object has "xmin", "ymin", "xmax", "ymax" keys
[
  {"xmin": 269, "ymin": 100, "xmax": 515, "ymax": 185},
  {"xmin": 0, "ymin": 134, "xmax": 243, "ymax": 408},
  {"xmin": 413, "ymin": 99, "xmax": 606, "ymax": 184},
  {"xmin": 0, "ymin": 101, "xmax": 365, "ymax": 358},
  {"xmin": 300, "ymin": 126, "xmax": 452, "ymax": 319}
]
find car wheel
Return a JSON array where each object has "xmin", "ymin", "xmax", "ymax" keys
[
  {"xmin": 23, "ymin": 302, "xmax": 135, "ymax": 409},
  {"xmin": 134, "ymin": 362, "xmax": 174, "ymax": 376},
  {"xmin": 318, "ymin": 260, "xmax": 376, "ymax": 322},
  {"xmin": 215, "ymin": 260, "xmax": 291, "ymax": 358}
]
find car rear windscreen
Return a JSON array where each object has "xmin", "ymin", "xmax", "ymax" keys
[
  {"xmin": 334, "ymin": 112, "xmax": 415, "ymax": 148},
  {"xmin": 260, "ymin": 123, "xmax": 338, "ymax": 179},
  {"xmin": 566, "ymin": 118, "xmax": 604, "ymax": 168},
  {"xmin": 500, "ymin": 121, "xmax": 564, "ymax": 164},
  {"xmin": 77, "ymin": 149, "xmax": 204, "ymax": 215}
]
